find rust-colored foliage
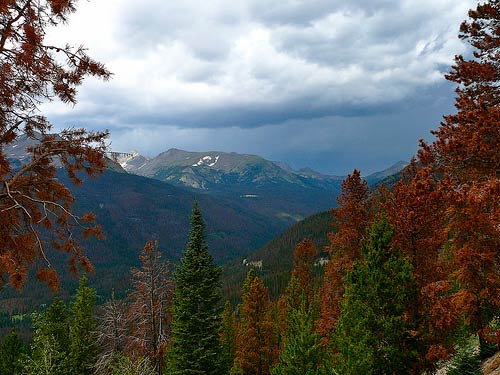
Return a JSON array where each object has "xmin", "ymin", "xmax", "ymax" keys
[
  {"xmin": 275, "ymin": 239, "xmax": 320, "ymax": 350},
  {"xmin": 417, "ymin": 0, "xmax": 500, "ymax": 343},
  {"xmin": 382, "ymin": 162, "xmax": 459, "ymax": 368},
  {"xmin": 290, "ymin": 239, "xmax": 318, "ymax": 304},
  {"xmin": 319, "ymin": 170, "xmax": 371, "ymax": 336},
  {"xmin": 232, "ymin": 274, "xmax": 276, "ymax": 375},
  {"xmin": 0, "ymin": 1, "xmax": 111, "ymax": 289}
]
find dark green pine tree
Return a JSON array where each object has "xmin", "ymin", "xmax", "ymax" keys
[
  {"xmin": 67, "ymin": 276, "xmax": 99, "ymax": 375},
  {"xmin": 0, "ymin": 330, "xmax": 26, "ymax": 375},
  {"xmin": 272, "ymin": 298, "xmax": 332, "ymax": 375},
  {"xmin": 219, "ymin": 301, "xmax": 237, "ymax": 375},
  {"xmin": 335, "ymin": 216, "xmax": 417, "ymax": 375},
  {"xmin": 169, "ymin": 202, "xmax": 222, "ymax": 375}
]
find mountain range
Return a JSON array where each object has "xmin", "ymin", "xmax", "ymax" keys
[
  {"xmin": 111, "ymin": 148, "xmax": 406, "ymax": 225},
  {"xmin": 2, "ymin": 135, "xmax": 407, "ymax": 311},
  {"xmin": 115, "ymin": 147, "xmax": 404, "ymax": 190}
]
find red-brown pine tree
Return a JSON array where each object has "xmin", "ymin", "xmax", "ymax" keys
[
  {"xmin": 232, "ymin": 274, "xmax": 276, "ymax": 375},
  {"xmin": 290, "ymin": 239, "xmax": 318, "ymax": 304},
  {"xmin": 274, "ymin": 239, "xmax": 320, "ymax": 352},
  {"xmin": 417, "ymin": 0, "xmax": 500, "ymax": 351},
  {"xmin": 0, "ymin": 1, "xmax": 111, "ymax": 289},
  {"xmin": 383, "ymin": 162, "xmax": 459, "ymax": 367},
  {"xmin": 319, "ymin": 170, "xmax": 371, "ymax": 336}
]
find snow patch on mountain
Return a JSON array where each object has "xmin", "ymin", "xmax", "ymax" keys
[{"xmin": 192, "ymin": 155, "xmax": 220, "ymax": 167}]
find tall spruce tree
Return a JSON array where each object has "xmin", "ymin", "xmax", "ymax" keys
[
  {"xmin": 169, "ymin": 202, "xmax": 222, "ymax": 374},
  {"xmin": 67, "ymin": 276, "xmax": 99, "ymax": 375},
  {"xmin": 335, "ymin": 216, "xmax": 416, "ymax": 375}
]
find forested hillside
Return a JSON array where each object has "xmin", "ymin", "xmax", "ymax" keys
[
  {"xmin": 222, "ymin": 210, "xmax": 332, "ymax": 303},
  {"xmin": 221, "ymin": 166, "xmax": 407, "ymax": 303},
  {"xmin": 0, "ymin": 169, "xmax": 287, "ymax": 312}
]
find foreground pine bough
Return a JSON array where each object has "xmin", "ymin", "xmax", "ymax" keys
[{"xmin": 0, "ymin": 0, "xmax": 110, "ymax": 289}]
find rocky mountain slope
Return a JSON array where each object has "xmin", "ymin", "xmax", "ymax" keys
[{"xmin": 121, "ymin": 148, "xmax": 345, "ymax": 189}]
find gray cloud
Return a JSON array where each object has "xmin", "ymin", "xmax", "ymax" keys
[
  {"xmin": 45, "ymin": 0, "xmax": 476, "ymax": 174},
  {"xmin": 65, "ymin": 79, "xmax": 454, "ymax": 176}
]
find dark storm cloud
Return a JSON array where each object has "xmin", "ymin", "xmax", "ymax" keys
[
  {"xmin": 48, "ymin": 0, "xmax": 474, "ymax": 127},
  {"xmin": 45, "ymin": 0, "xmax": 476, "ymax": 173}
]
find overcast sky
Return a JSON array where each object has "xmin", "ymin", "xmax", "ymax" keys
[{"xmin": 44, "ymin": 0, "xmax": 476, "ymax": 175}]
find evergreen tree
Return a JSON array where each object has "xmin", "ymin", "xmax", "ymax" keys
[
  {"xmin": 447, "ymin": 342, "xmax": 482, "ymax": 375},
  {"xmin": 272, "ymin": 299, "xmax": 331, "ymax": 375},
  {"xmin": 335, "ymin": 217, "xmax": 416, "ymax": 375},
  {"xmin": 275, "ymin": 240, "xmax": 321, "ymax": 354},
  {"xmin": 169, "ymin": 202, "xmax": 222, "ymax": 375},
  {"xmin": 67, "ymin": 276, "xmax": 99, "ymax": 375},
  {"xmin": 0, "ymin": 329, "xmax": 25, "ymax": 375},
  {"xmin": 25, "ymin": 298, "xmax": 70, "ymax": 375},
  {"xmin": 220, "ymin": 301, "xmax": 237, "ymax": 375},
  {"xmin": 25, "ymin": 278, "xmax": 98, "ymax": 375},
  {"xmin": 39, "ymin": 298, "xmax": 70, "ymax": 350}
]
